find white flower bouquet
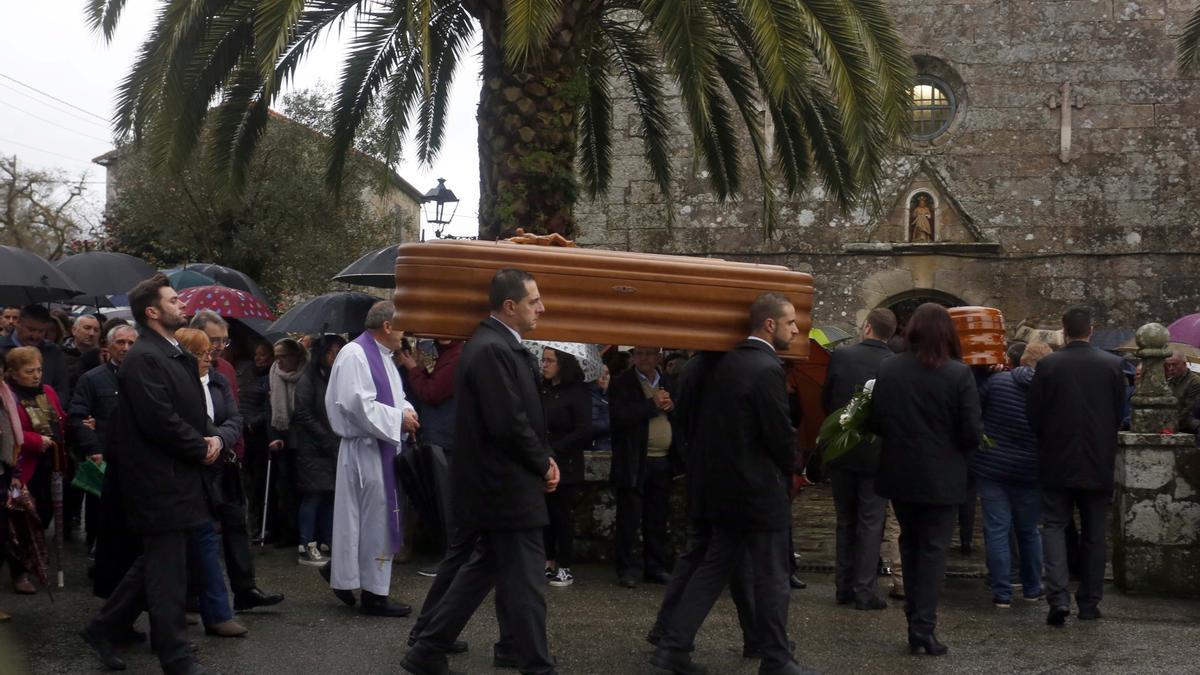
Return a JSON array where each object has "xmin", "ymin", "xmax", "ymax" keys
[{"xmin": 816, "ymin": 380, "xmax": 876, "ymax": 467}]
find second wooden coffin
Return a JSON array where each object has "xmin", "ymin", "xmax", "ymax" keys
[
  {"xmin": 391, "ymin": 240, "xmax": 814, "ymax": 360},
  {"xmin": 949, "ymin": 306, "xmax": 1007, "ymax": 366}
]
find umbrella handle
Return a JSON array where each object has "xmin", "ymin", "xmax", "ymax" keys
[{"xmin": 259, "ymin": 458, "xmax": 272, "ymax": 547}]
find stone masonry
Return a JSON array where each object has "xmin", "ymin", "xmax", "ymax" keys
[{"xmin": 575, "ymin": 0, "xmax": 1200, "ymax": 330}]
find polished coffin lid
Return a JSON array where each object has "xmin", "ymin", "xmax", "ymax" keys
[
  {"xmin": 392, "ymin": 240, "xmax": 814, "ymax": 359},
  {"xmin": 948, "ymin": 306, "xmax": 1006, "ymax": 366}
]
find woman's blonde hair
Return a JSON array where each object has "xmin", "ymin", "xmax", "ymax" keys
[
  {"xmin": 4, "ymin": 346, "xmax": 42, "ymax": 371},
  {"xmin": 174, "ymin": 328, "xmax": 212, "ymax": 357},
  {"xmin": 1021, "ymin": 341, "xmax": 1053, "ymax": 367}
]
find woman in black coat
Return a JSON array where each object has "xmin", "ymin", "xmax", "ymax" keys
[
  {"xmin": 291, "ymin": 335, "xmax": 346, "ymax": 565},
  {"xmin": 539, "ymin": 347, "xmax": 591, "ymax": 588},
  {"xmin": 869, "ymin": 303, "xmax": 982, "ymax": 656}
]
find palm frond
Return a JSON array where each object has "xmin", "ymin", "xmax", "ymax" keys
[
  {"xmin": 734, "ymin": 0, "xmax": 811, "ymax": 100},
  {"xmin": 1179, "ymin": 3, "xmax": 1200, "ymax": 74},
  {"xmin": 85, "ymin": 0, "xmax": 128, "ymax": 43},
  {"xmin": 416, "ymin": 4, "xmax": 475, "ymax": 164},
  {"xmin": 253, "ymin": 0, "xmax": 308, "ymax": 84},
  {"xmin": 712, "ymin": 45, "xmax": 777, "ymax": 235},
  {"xmin": 577, "ymin": 35, "xmax": 613, "ymax": 197},
  {"xmin": 503, "ymin": 0, "xmax": 564, "ymax": 66},
  {"xmin": 843, "ymin": 0, "xmax": 913, "ymax": 152}
]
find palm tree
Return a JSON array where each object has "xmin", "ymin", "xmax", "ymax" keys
[
  {"xmin": 1180, "ymin": 5, "xmax": 1200, "ymax": 74},
  {"xmin": 88, "ymin": 0, "xmax": 912, "ymax": 240}
]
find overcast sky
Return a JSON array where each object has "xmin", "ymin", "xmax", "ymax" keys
[{"xmin": 0, "ymin": 2, "xmax": 481, "ymax": 240}]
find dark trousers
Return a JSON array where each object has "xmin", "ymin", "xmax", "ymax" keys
[
  {"xmin": 188, "ymin": 523, "xmax": 233, "ymax": 626},
  {"xmin": 615, "ymin": 456, "xmax": 672, "ymax": 578},
  {"xmin": 892, "ymin": 500, "xmax": 956, "ymax": 634},
  {"xmin": 660, "ymin": 526, "xmax": 793, "ymax": 671},
  {"xmin": 213, "ymin": 462, "xmax": 256, "ymax": 594},
  {"xmin": 544, "ymin": 485, "xmax": 577, "ymax": 567},
  {"xmin": 409, "ymin": 528, "xmax": 513, "ymax": 650},
  {"xmin": 90, "ymin": 530, "xmax": 194, "ymax": 674},
  {"xmin": 1041, "ymin": 489, "xmax": 1109, "ymax": 611},
  {"xmin": 830, "ymin": 469, "xmax": 887, "ymax": 602},
  {"xmin": 412, "ymin": 528, "xmax": 553, "ymax": 674},
  {"xmin": 652, "ymin": 520, "xmax": 757, "ymax": 650}
]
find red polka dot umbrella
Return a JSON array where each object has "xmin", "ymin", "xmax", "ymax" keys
[{"xmin": 177, "ymin": 285, "xmax": 276, "ymax": 321}]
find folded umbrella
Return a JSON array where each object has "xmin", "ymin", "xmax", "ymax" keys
[{"xmin": 5, "ymin": 484, "xmax": 50, "ymax": 597}]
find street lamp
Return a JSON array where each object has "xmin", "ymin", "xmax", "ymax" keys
[{"xmin": 421, "ymin": 178, "xmax": 459, "ymax": 239}]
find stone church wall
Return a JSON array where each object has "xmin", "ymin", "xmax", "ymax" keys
[{"xmin": 574, "ymin": 0, "xmax": 1200, "ymax": 330}]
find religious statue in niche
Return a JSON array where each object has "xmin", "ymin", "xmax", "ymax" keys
[{"xmin": 909, "ymin": 193, "xmax": 935, "ymax": 242}]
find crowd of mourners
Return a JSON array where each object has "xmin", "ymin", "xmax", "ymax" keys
[{"xmin": 0, "ymin": 274, "xmax": 1197, "ymax": 675}]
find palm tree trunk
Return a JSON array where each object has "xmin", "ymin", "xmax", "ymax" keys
[{"xmin": 476, "ymin": 2, "xmax": 586, "ymax": 240}]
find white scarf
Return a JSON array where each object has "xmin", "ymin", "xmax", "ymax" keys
[{"xmin": 269, "ymin": 361, "xmax": 304, "ymax": 431}]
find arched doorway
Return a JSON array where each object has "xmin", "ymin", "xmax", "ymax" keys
[{"xmin": 881, "ymin": 289, "xmax": 966, "ymax": 334}]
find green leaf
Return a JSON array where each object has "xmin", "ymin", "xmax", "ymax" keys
[{"xmin": 504, "ymin": 0, "xmax": 564, "ymax": 67}]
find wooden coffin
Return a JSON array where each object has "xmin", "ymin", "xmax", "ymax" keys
[
  {"xmin": 949, "ymin": 306, "xmax": 1006, "ymax": 366},
  {"xmin": 391, "ymin": 240, "xmax": 814, "ymax": 359}
]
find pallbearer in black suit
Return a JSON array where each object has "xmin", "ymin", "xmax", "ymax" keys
[
  {"xmin": 822, "ymin": 308, "xmax": 897, "ymax": 610},
  {"xmin": 650, "ymin": 293, "xmax": 816, "ymax": 675},
  {"xmin": 868, "ymin": 303, "xmax": 983, "ymax": 657},
  {"xmin": 402, "ymin": 269, "xmax": 560, "ymax": 675}
]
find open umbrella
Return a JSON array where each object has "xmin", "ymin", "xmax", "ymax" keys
[
  {"xmin": 163, "ymin": 268, "xmax": 218, "ymax": 290},
  {"xmin": 332, "ymin": 245, "xmax": 398, "ymax": 288},
  {"xmin": 177, "ymin": 285, "xmax": 276, "ymax": 321},
  {"xmin": 56, "ymin": 252, "xmax": 156, "ymax": 307},
  {"xmin": 268, "ymin": 291, "xmax": 381, "ymax": 335},
  {"xmin": 179, "ymin": 263, "xmax": 270, "ymax": 304},
  {"xmin": 0, "ymin": 245, "xmax": 83, "ymax": 306},
  {"xmin": 523, "ymin": 340, "xmax": 604, "ymax": 381},
  {"xmin": 1168, "ymin": 314, "xmax": 1200, "ymax": 348}
]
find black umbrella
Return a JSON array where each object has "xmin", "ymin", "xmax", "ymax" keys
[
  {"xmin": 177, "ymin": 263, "xmax": 271, "ymax": 304},
  {"xmin": 393, "ymin": 441, "xmax": 446, "ymax": 542},
  {"xmin": 331, "ymin": 245, "xmax": 398, "ymax": 288},
  {"xmin": 268, "ymin": 291, "xmax": 381, "ymax": 336},
  {"xmin": 0, "ymin": 246, "xmax": 83, "ymax": 306},
  {"xmin": 56, "ymin": 251, "xmax": 157, "ymax": 307}
]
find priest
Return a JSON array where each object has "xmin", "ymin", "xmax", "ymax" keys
[{"xmin": 320, "ymin": 300, "xmax": 419, "ymax": 617}]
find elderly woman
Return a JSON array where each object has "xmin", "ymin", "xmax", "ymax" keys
[
  {"xmin": 5, "ymin": 346, "xmax": 66, "ymax": 595},
  {"xmin": 870, "ymin": 304, "xmax": 982, "ymax": 656},
  {"xmin": 176, "ymin": 328, "xmax": 247, "ymax": 637}
]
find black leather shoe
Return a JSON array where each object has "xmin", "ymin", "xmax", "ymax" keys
[
  {"xmin": 80, "ymin": 624, "xmax": 127, "ymax": 671},
  {"xmin": 319, "ymin": 561, "xmax": 357, "ymax": 607},
  {"xmin": 1047, "ymin": 605, "xmax": 1070, "ymax": 626},
  {"xmin": 835, "ymin": 592, "xmax": 854, "ymax": 605},
  {"xmin": 644, "ymin": 570, "xmax": 671, "ymax": 584},
  {"xmin": 1077, "ymin": 606, "xmax": 1102, "ymax": 621},
  {"xmin": 742, "ymin": 640, "xmax": 795, "ymax": 659},
  {"xmin": 400, "ymin": 649, "xmax": 454, "ymax": 675},
  {"xmin": 789, "ymin": 574, "xmax": 807, "ymax": 590},
  {"xmin": 360, "ymin": 591, "xmax": 412, "ymax": 617},
  {"xmin": 855, "ymin": 597, "xmax": 887, "ymax": 611},
  {"xmin": 493, "ymin": 648, "xmax": 518, "ymax": 669},
  {"xmin": 650, "ymin": 646, "xmax": 707, "ymax": 674},
  {"xmin": 646, "ymin": 626, "xmax": 664, "ymax": 646},
  {"xmin": 233, "ymin": 587, "xmax": 284, "ymax": 611},
  {"xmin": 907, "ymin": 631, "xmax": 948, "ymax": 656}
]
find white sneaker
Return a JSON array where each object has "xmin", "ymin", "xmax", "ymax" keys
[
  {"xmin": 298, "ymin": 542, "xmax": 325, "ymax": 567},
  {"xmin": 548, "ymin": 567, "xmax": 574, "ymax": 587}
]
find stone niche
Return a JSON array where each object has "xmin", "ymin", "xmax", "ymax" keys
[{"xmin": 1113, "ymin": 433, "xmax": 1200, "ymax": 597}]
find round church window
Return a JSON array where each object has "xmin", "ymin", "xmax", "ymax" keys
[{"xmin": 909, "ymin": 77, "xmax": 955, "ymax": 140}]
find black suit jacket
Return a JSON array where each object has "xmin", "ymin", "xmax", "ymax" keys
[
  {"xmin": 608, "ymin": 367, "xmax": 680, "ymax": 489},
  {"xmin": 1027, "ymin": 341, "xmax": 1126, "ymax": 493},
  {"xmin": 821, "ymin": 338, "xmax": 892, "ymax": 474},
  {"xmin": 109, "ymin": 329, "xmax": 212, "ymax": 534},
  {"xmin": 869, "ymin": 352, "xmax": 982, "ymax": 504},
  {"xmin": 691, "ymin": 339, "xmax": 795, "ymax": 531},
  {"xmin": 68, "ymin": 362, "xmax": 121, "ymax": 459},
  {"xmin": 449, "ymin": 318, "xmax": 551, "ymax": 531}
]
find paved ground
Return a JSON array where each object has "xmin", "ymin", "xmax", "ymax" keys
[{"xmin": 2, "ymin": 529, "xmax": 1197, "ymax": 675}]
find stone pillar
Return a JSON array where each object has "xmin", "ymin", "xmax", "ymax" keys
[{"xmin": 1114, "ymin": 323, "xmax": 1200, "ymax": 597}]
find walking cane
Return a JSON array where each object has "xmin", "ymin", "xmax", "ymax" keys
[
  {"xmin": 259, "ymin": 456, "xmax": 272, "ymax": 548},
  {"xmin": 50, "ymin": 441, "xmax": 65, "ymax": 588}
]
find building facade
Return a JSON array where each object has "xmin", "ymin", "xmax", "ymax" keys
[{"xmin": 576, "ymin": 0, "xmax": 1200, "ymax": 332}]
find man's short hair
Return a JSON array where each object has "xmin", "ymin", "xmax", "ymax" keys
[
  {"xmin": 106, "ymin": 323, "xmax": 138, "ymax": 344},
  {"xmin": 99, "ymin": 317, "xmax": 131, "ymax": 345},
  {"xmin": 865, "ymin": 308, "xmax": 897, "ymax": 340},
  {"xmin": 748, "ymin": 293, "xmax": 792, "ymax": 332},
  {"xmin": 128, "ymin": 273, "xmax": 172, "ymax": 328},
  {"xmin": 364, "ymin": 300, "xmax": 394, "ymax": 330},
  {"xmin": 190, "ymin": 309, "xmax": 228, "ymax": 332},
  {"xmin": 1166, "ymin": 351, "xmax": 1186, "ymax": 366},
  {"xmin": 19, "ymin": 304, "xmax": 52, "ymax": 324},
  {"xmin": 489, "ymin": 269, "xmax": 535, "ymax": 311},
  {"xmin": 1061, "ymin": 305, "xmax": 1093, "ymax": 340}
]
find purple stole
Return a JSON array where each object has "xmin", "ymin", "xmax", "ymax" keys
[{"xmin": 352, "ymin": 331, "xmax": 404, "ymax": 554}]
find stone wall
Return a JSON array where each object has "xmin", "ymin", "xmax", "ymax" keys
[{"xmin": 575, "ymin": 0, "xmax": 1200, "ymax": 329}]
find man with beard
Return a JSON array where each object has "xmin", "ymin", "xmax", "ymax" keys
[
  {"xmin": 650, "ymin": 293, "xmax": 815, "ymax": 675},
  {"xmin": 79, "ymin": 274, "xmax": 223, "ymax": 674}
]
